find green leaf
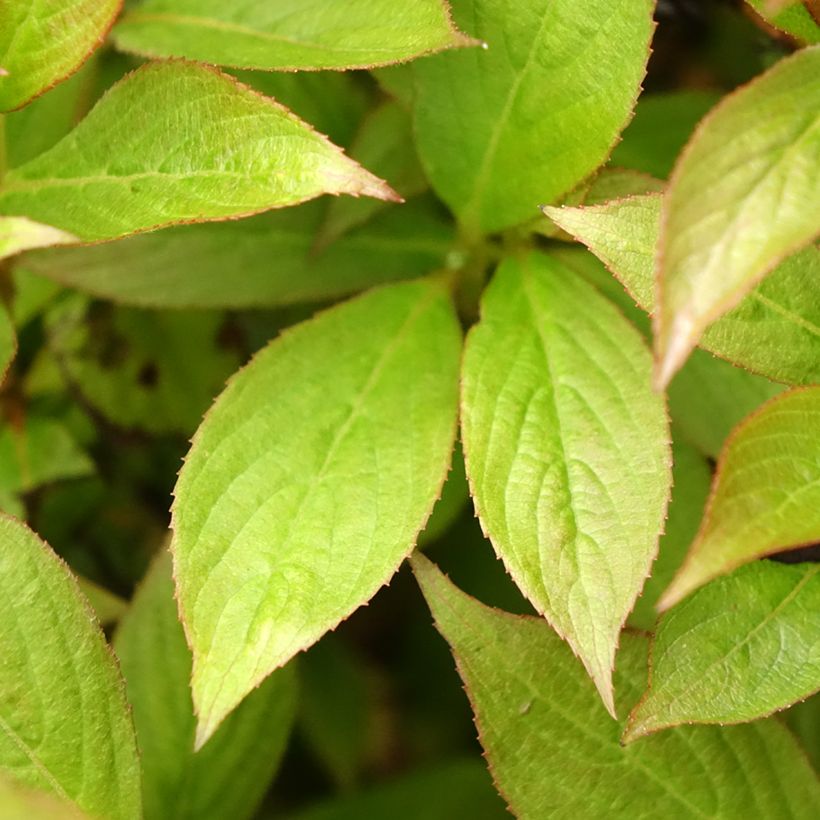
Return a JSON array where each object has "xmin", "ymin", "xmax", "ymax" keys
[
  {"xmin": 625, "ymin": 562, "xmax": 820, "ymax": 741},
  {"xmin": 114, "ymin": 552, "xmax": 297, "ymax": 820},
  {"xmin": 661, "ymin": 387, "xmax": 820, "ymax": 609},
  {"xmin": 629, "ymin": 439, "xmax": 712, "ymax": 630},
  {"xmin": 411, "ymin": 0, "xmax": 654, "ymax": 233},
  {"xmin": 784, "ymin": 694, "xmax": 820, "ymax": 771},
  {"xmin": 289, "ymin": 759, "xmax": 509, "ymax": 820},
  {"xmin": 609, "ymin": 90, "xmax": 722, "ymax": 178},
  {"xmin": 747, "ymin": 0, "xmax": 820, "ymax": 43},
  {"xmin": 0, "ymin": 772, "xmax": 87, "ymax": 820},
  {"xmin": 668, "ymin": 350, "xmax": 785, "ymax": 458},
  {"xmin": 460, "ymin": 251, "xmax": 670, "ymax": 715},
  {"xmin": 316, "ymin": 101, "xmax": 426, "ymax": 249},
  {"xmin": 172, "ymin": 280, "xmax": 461, "ymax": 745},
  {"xmin": 44, "ymin": 298, "xmax": 240, "ymax": 436},
  {"xmin": 0, "ymin": 515, "xmax": 141, "ymax": 819},
  {"xmin": 0, "ymin": 217, "xmax": 77, "ymax": 262},
  {"xmin": 654, "ymin": 46, "xmax": 820, "ymax": 387},
  {"xmin": 113, "ymin": 0, "xmax": 472, "ymax": 70},
  {"xmin": 411, "ymin": 554, "xmax": 820, "ymax": 819},
  {"xmin": 0, "ymin": 306, "xmax": 16, "ymax": 384},
  {"xmin": 18, "ymin": 196, "xmax": 451, "ymax": 309},
  {"xmin": 0, "ymin": 0, "xmax": 119, "ymax": 111},
  {"xmin": 77, "ymin": 576, "xmax": 127, "ymax": 626},
  {"xmin": 0, "ymin": 61, "xmax": 396, "ymax": 243},
  {"xmin": 546, "ymin": 193, "xmax": 820, "ymax": 385}
]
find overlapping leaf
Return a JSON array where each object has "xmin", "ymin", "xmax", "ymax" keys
[
  {"xmin": 547, "ymin": 193, "xmax": 820, "ymax": 385},
  {"xmin": 626, "ymin": 562, "xmax": 820, "ymax": 741},
  {"xmin": 412, "ymin": 0, "xmax": 654, "ymax": 233},
  {"xmin": 172, "ymin": 280, "xmax": 461, "ymax": 745},
  {"xmin": 0, "ymin": 217, "xmax": 76, "ymax": 262},
  {"xmin": 0, "ymin": 0, "xmax": 119, "ymax": 111},
  {"xmin": 661, "ymin": 387, "xmax": 820, "ymax": 608},
  {"xmin": 412, "ymin": 555, "xmax": 820, "ymax": 818},
  {"xmin": 460, "ymin": 251, "xmax": 670, "ymax": 715},
  {"xmin": 115, "ymin": 552, "xmax": 297, "ymax": 820},
  {"xmin": 0, "ymin": 61, "xmax": 395, "ymax": 243},
  {"xmin": 654, "ymin": 46, "xmax": 820, "ymax": 386},
  {"xmin": 113, "ymin": 0, "xmax": 472, "ymax": 70},
  {"xmin": 746, "ymin": 0, "xmax": 820, "ymax": 43},
  {"xmin": 0, "ymin": 516, "xmax": 140, "ymax": 820}
]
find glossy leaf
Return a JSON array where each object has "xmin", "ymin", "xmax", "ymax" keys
[
  {"xmin": 0, "ymin": 217, "xmax": 76, "ymax": 262},
  {"xmin": 629, "ymin": 439, "xmax": 712, "ymax": 630},
  {"xmin": 115, "ymin": 552, "xmax": 297, "ymax": 820},
  {"xmin": 0, "ymin": 0, "xmax": 119, "ymax": 111},
  {"xmin": 18, "ymin": 196, "xmax": 451, "ymax": 309},
  {"xmin": 654, "ymin": 46, "xmax": 820, "ymax": 387},
  {"xmin": 113, "ymin": 0, "xmax": 472, "ymax": 70},
  {"xmin": 461, "ymin": 252, "xmax": 670, "ymax": 715},
  {"xmin": 0, "ymin": 516, "xmax": 141, "ymax": 819},
  {"xmin": 0, "ymin": 61, "xmax": 395, "ymax": 243},
  {"xmin": 412, "ymin": 0, "xmax": 654, "ymax": 233},
  {"xmin": 172, "ymin": 280, "xmax": 461, "ymax": 745},
  {"xmin": 546, "ymin": 193, "xmax": 820, "ymax": 385},
  {"xmin": 661, "ymin": 387, "xmax": 820, "ymax": 608},
  {"xmin": 626, "ymin": 562, "xmax": 820, "ymax": 741},
  {"xmin": 412, "ymin": 554, "xmax": 820, "ymax": 819}
]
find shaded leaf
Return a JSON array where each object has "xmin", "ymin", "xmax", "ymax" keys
[
  {"xmin": 412, "ymin": 554, "xmax": 820, "ymax": 819},
  {"xmin": 412, "ymin": 0, "xmax": 654, "ymax": 233},
  {"xmin": 460, "ymin": 251, "xmax": 670, "ymax": 715},
  {"xmin": 0, "ymin": 0, "xmax": 119, "ymax": 111},
  {"xmin": 545, "ymin": 193, "xmax": 820, "ymax": 385},
  {"xmin": 18, "ymin": 196, "xmax": 451, "ymax": 309},
  {"xmin": 784, "ymin": 694, "xmax": 820, "ymax": 770},
  {"xmin": 77, "ymin": 577, "xmax": 127, "ymax": 626},
  {"xmin": 172, "ymin": 280, "xmax": 461, "ymax": 745},
  {"xmin": 115, "ymin": 552, "xmax": 296, "ymax": 820},
  {"xmin": 661, "ymin": 387, "xmax": 820, "ymax": 608},
  {"xmin": 0, "ymin": 515, "xmax": 141, "ymax": 819},
  {"xmin": 0, "ymin": 61, "xmax": 395, "ymax": 243},
  {"xmin": 626, "ymin": 562, "xmax": 820, "ymax": 741},
  {"xmin": 113, "ymin": 0, "xmax": 472, "ymax": 70},
  {"xmin": 654, "ymin": 47, "xmax": 820, "ymax": 386},
  {"xmin": 0, "ymin": 307, "xmax": 16, "ymax": 383}
]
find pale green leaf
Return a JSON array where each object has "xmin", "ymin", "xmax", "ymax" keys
[
  {"xmin": 77, "ymin": 577, "xmax": 127, "ymax": 626},
  {"xmin": 411, "ymin": 0, "xmax": 654, "ymax": 233},
  {"xmin": 626, "ymin": 562, "xmax": 820, "ymax": 741},
  {"xmin": 661, "ymin": 387, "xmax": 820, "ymax": 609},
  {"xmin": 43, "ymin": 298, "xmax": 240, "ymax": 435},
  {"xmin": 0, "ymin": 61, "xmax": 395, "ymax": 243},
  {"xmin": 461, "ymin": 251, "xmax": 670, "ymax": 715},
  {"xmin": 0, "ymin": 0, "xmax": 119, "ymax": 111},
  {"xmin": 172, "ymin": 280, "xmax": 461, "ymax": 745},
  {"xmin": 0, "ymin": 515, "xmax": 141, "ymax": 820},
  {"xmin": 546, "ymin": 193, "xmax": 820, "ymax": 385},
  {"xmin": 289, "ymin": 759, "xmax": 508, "ymax": 820},
  {"xmin": 418, "ymin": 442, "xmax": 468, "ymax": 547},
  {"xmin": 629, "ymin": 439, "xmax": 712, "ymax": 630},
  {"xmin": 115, "ymin": 552, "xmax": 296, "ymax": 820},
  {"xmin": 17, "ymin": 196, "xmax": 450, "ymax": 309},
  {"xmin": 113, "ymin": 0, "xmax": 472, "ymax": 69},
  {"xmin": 0, "ymin": 217, "xmax": 76, "ymax": 262},
  {"xmin": 747, "ymin": 0, "xmax": 820, "ymax": 43},
  {"xmin": 412, "ymin": 554, "xmax": 820, "ymax": 819},
  {"xmin": 609, "ymin": 90, "xmax": 722, "ymax": 178},
  {"xmin": 0, "ymin": 772, "xmax": 87, "ymax": 820},
  {"xmin": 654, "ymin": 46, "xmax": 820, "ymax": 386}
]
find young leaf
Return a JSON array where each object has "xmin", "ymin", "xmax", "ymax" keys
[
  {"xmin": 113, "ymin": 0, "xmax": 472, "ymax": 70},
  {"xmin": 625, "ymin": 562, "xmax": 820, "ymax": 741},
  {"xmin": 0, "ymin": 0, "xmax": 120, "ymax": 111},
  {"xmin": 0, "ymin": 515, "xmax": 141, "ymax": 820},
  {"xmin": 460, "ymin": 251, "xmax": 670, "ymax": 715},
  {"xmin": 629, "ymin": 439, "xmax": 712, "ymax": 630},
  {"xmin": 411, "ymin": 0, "xmax": 654, "ymax": 233},
  {"xmin": 654, "ymin": 46, "xmax": 820, "ymax": 387},
  {"xmin": 411, "ymin": 554, "xmax": 820, "ymax": 819},
  {"xmin": 661, "ymin": 387, "xmax": 820, "ymax": 609},
  {"xmin": 546, "ymin": 194, "xmax": 820, "ymax": 385},
  {"xmin": 0, "ymin": 217, "xmax": 76, "ymax": 262},
  {"xmin": 0, "ymin": 61, "xmax": 396, "ymax": 243},
  {"xmin": 115, "ymin": 552, "xmax": 297, "ymax": 820},
  {"xmin": 17, "ymin": 197, "xmax": 452, "ymax": 309},
  {"xmin": 172, "ymin": 280, "xmax": 461, "ymax": 745}
]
